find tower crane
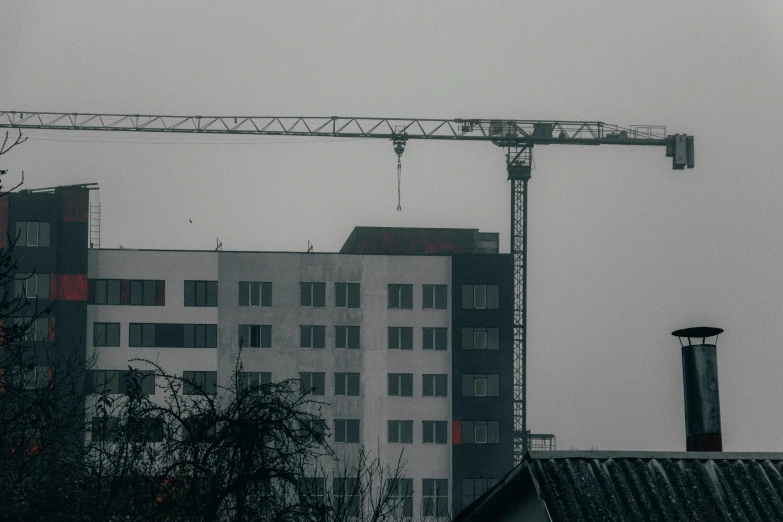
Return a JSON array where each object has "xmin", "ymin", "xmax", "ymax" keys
[{"xmin": 0, "ymin": 111, "xmax": 695, "ymax": 463}]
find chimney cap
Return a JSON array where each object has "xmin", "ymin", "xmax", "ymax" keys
[{"xmin": 672, "ymin": 326, "xmax": 724, "ymax": 338}]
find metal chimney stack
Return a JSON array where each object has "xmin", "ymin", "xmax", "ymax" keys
[{"xmin": 672, "ymin": 326, "xmax": 724, "ymax": 452}]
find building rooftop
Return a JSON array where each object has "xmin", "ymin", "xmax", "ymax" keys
[
  {"xmin": 340, "ymin": 226, "xmax": 499, "ymax": 255},
  {"xmin": 454, "ymin": 451, "xmax": 783, "ymax": 522}
]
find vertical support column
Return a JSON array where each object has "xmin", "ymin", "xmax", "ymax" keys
[{"xmin": 507, "ymin": 144, "xmax": 532, "ymax": 464}]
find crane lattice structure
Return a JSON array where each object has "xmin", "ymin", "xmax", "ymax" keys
[{"xmin": 0, "ymin": 111, "xmax": 695, "ymax": 464}]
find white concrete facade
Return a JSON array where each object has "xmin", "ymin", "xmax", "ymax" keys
[{"xmin": 88, "ymin": 248, "xmax": 453, "ymax": 516}]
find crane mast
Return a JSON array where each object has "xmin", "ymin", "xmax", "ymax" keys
[{"xmin": 0, "ymin": 110, "xmax": 695, "ymax": 463}]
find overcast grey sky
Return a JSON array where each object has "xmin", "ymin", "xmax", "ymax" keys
[{"xmin": 2, "ymin": 1, "xmax": 783, "ymax": 452}]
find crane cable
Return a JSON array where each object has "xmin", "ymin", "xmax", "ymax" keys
[{"xmin": 393, "ymin": 137, "xmax": 406, "ymax": 211}]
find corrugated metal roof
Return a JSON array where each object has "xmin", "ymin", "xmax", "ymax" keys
[{"xmin": 454, "ymin": 451, "xmax": 783, "ymax": 522}]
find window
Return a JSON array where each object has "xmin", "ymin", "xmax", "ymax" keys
[
  {"xmin": 423, "ymin": 374, "xmax": 448, "ymax": 397},
  {"xmin": 129, "ymin": 323, "xmax": 156, "ymax": 347},
  {"xmin": 92, "ymin": 279, "xmax": 163, "ymax": 305},
  {"xmin": 128, "ymin": 417, "xmax": 165, "ymax": 442},
  {"xmin": 91, "ymin": 416, "xmax": 120, "ymax": 442},
  {"xmin": 388, "ymin": 420, "xmax": 413, "ymax": 444},
  {"xmin": 8, "ymin": 365, "xmax": 51, "ymax": 390},
  {"xmin": 388, "ymin": 327, "xmax": 413, "ymax": 350},
  {"xmin": 334, "ymin": 419, "xmax": 360, "ymax": 443},
  {"xmin": 238, "ymin": 281, "xmax": 272, "ymax": 307},
  {"xmin": 300, "ymin": 477, "xmax": 326, "ymax": 513},
  {"xmin": 182, "ymin": 371, "xmax": 217, "ymax": 395},
  {"xmin": 335, "ymin": 326, "xmax": 360, "ymax": 349},
  {"xmin": 422, "ymin": 479, "xmax": 449, "ymax": 518},
  {"xmin": 238, "ymin": 371, "xmax": 272, "ymax": 391},
  {"xmin": 182, "ymin": 415, "xmax": 216, "ymax": 442},
  {"xmin": 333, "ymin": 477, "xmax": 361, "ymax": 516},
  {"xmin": 388, "ymin": 478, "xmax": 413, "ymax": 518},
  {"xmin": 184, "ymin": 324, "xmax": 218, "ymax": 348},
  {"xmin": 300, "ymin": 325, "xmax": 326, "ymax": 349},
  {"xmin": 122, "ymin": 370, "xmax": 156, "ymax": 395},
  {"xmin": 334, "ymin": 372, "xmax": 360, "ymax": 396},
  {"xmin": 300, "ymin": 419, "xmax": 327, "ymax": 443},
  {"xmin": 461, "ymin": 421, "xmax": 500, "ymax": 444},
  {"xmin": 16, "ymin": 273, "xmax": 49, "ymax": 299},
  {"xmin": 184, "ymin": 280, "xmax": 217, "ymax": 307},
  {"xmin": 387, "ymin": 373, "xmax": 413, "ymax": 397},
  {"xmin": 238, "ymin": 324, "xmax": 272, "ymax": 348},
  {"xmin": 15, "ymin": 221, "xmax": 50, "ymax": 247},
  {"xmin": 91, "ymin": 370, "xmax": 155, "ymax": 395},
  {"xmin": 93, "ymin": 323, "xmax": 120, "ymax": 347},
  {"xmin": 462, "ymin": 284, "xmax": 499, "ymax": 310},
  {"xmin": 462, "ymin": 478, "xmax": 496, "ymax": 509},
  {"xmin": 300, "ymin": 372, "xmax": 325, "ymax": 396},
  {"xmin": 462, "ymin": 374, "xmax": 499, "ymax": 397},
  {"xmin": 335, "ymin": 282, "xmax": 360, "ymax": 308},
  {"xmin": 423, "ymin": 284, "xmax": 448, "ymax": 309},
  {"xmin": 93, "ymin": 279, "xmax": 121, "ymax": 305},
  {"xmin": 461, "ymin": 327, "xmax": 500, "ymax": 350},
  {"xmin": 14, "ymin": 317, "xmax": 50, "ymax": 342},
  {"xmin": 422, "ymin": 421, "xmax": 448, "ymax": 444},
  {"xmin": 388, "ymin": 284, "xmax": 413, "ymax": 309},
  {"xmin": 423, "ymin": 327, "xmax": 448, "ymax": 350},
  {"xmin": 300, "ymin": 282, "xmax": 325, "ymax": 307}
]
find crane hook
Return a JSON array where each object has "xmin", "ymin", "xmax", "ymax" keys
[{"xmin": 393, "ymin": 137, "xmax": 406, "ymax": 211}]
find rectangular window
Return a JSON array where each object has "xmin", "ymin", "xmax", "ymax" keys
[
  {"xmin": 91, "ymin": 416, "xmax": 120, "ymax": 442},
  {"xmin": 461, "ymin": 421, "xmax": 500, "ymax": 444},
  {"xmin": 9, "ymin": 364, "xmax": 51, "ymax": 390},
  {"xmin": 129, "ymin": 323, "xmax": 154, "ymax": 347},
  {"xmin": 334, "ymin": 419, "xmax": 360, "ymax": 443},
  {"xmin": 462, "ymin": 284, "xmax": 499, "ymax": 310},
  {"xmin": 388, "ymin": 284, "xmax": 413, "ymax": 309},
  {"xmin": 300, "ymin": 419, "xmax": 327, "ymax": 443},
  {"xmin": 299, "ymin": 372, "xmax": 325, "ymax": 396},
  {"xmin": 91, "ymin": 370, "xmax": 121, "ymax": 394},
  {"xmin": 238, "ymin": 281, "xmax": 272, "ymax": 307},
  {"xmin": 300, "ymin": 477, "xmax": 326, "ymax": 512},
  {"xmin": 16, "ymin": 273, "xmax": 50, "ymax": 299},
  {"xmin": 422, "ymin": 327, "xmax": 448, "ymax": 350},
  {"xmin": 120, "ymin": 370, "xmax": 156, "ymax": 395},
  {"xmin": 335, "ymin": 325, "xmax": 360, "ymax": 349},
  {"xmin": 422, "ymin": 420, "xmax": 448, "ymax": 444},
  {"xmin": 388, "ymin": 478, "xmax": 413, "ymax": 518},
  {"xmin": 93, "ymin": 323, "xmax": 120, "ymax": 347},
  {"xmin": 461, "ymin": 327, "xmax": 500, "ymax": 350},
  {"xmin": 184, "ymin": 280, "xmax": 218, "ymax": 307},
  {"xmin": 238, "ymin": 324, "xmax": 272, "ymax": 348},
  {"xmin": 388, "ymin": 327, "xmax": 413, "ymax": 350},
  {"xmin": 184, "ymin": 324, "xmax": 218, "ymax": 348},
  {"xmin": 129, "ymin": 279, "xmax": 158, "ymax": 306},
  {"xmin": 423, "ymin": 284, "xmax": 448, "ymax": 309},
  {"xmin": 93, "ymin": 279, "xmax": 122, "ymax": 305},
  {"xmin": 300, "ymin": 325, "xmax": 326, "ymax": 349},
  {"xmin": 423, "ymin": 374, "xmax": 448, "ymax": 397},
  {"xmin": 300, "ymin": 282, "xmax": 326, "ymax": 307},
  {"xmin": 333, "ymin": 477, "xmax": 361, "ymax": 516},
  {"xmin": 182, "ymin": 371, "xmax": 217, "ymax": 395},
  {"xmin": 462, "ymin": 478, "xmax": 496, "ymax": 510},
  {"xmin": 238, "ymin": 371, "xmax": 272, "ymax": 391},
  {"xmin": 335, "ymin": 282, "xmax": 360, "ymax": 308},
  {"xmin": 387, "ymin": 420, "xmax": 413, "ymax": 444},
  {"xmin": 461, "ymin": 374, "xmax": 500, "ymax": 397},
  {"xmin": 334, "ymin": 372, "xmax": 360, "ymax": 396},
  {"xmin": 13, "ymin": 317, "xmax": 50, "ymax": 342},
  {"xmin": 387, "ymin": 373, "xmax": 413, "ymax": 397},
  {"xmin": 128, "ymin": 417, "xmax": 165, "ymax": 442},
  {"xmin": 422, "ymin": 479, "xmax": 449, "ymax": 518},
  {"xmin": 182, "ymin": 415, "xmax": 216, "ymax": 442},
  {"xmin": 15, "ymin": 221, "xmax": 50, "ymax": 247}
]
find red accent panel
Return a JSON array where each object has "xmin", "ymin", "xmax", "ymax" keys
[
  {"xmin": 452, "ymin": 420, "xmax": 462, "ymax": 445},
  {"xmin": 47, "ymin": 365, "xmax": 54, "ymax": 388},
  {"xmin": 0, "ymin": 368, "xmax": 5, "ymax": 393},
  {"xmin": 0, "ymin": 197, "xmax": 8, "ymax": 248},
  {"xmin": 156, "ymin": 280, "xmax": 165, "ymax": 306},
  {"xmin": 49, "ymin": 317, "xmax": 56, "ymax": 342},
  {"xmin": 120, "ymin": 280, "xmax": 130, "ymax": 304},
  {"xmin": 51, "ymin": 274, "xmax": 88, "ymax": 301},
  {"xmin": 59, "ymin": 187, "xmax": 89, "ymax": 223}
]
